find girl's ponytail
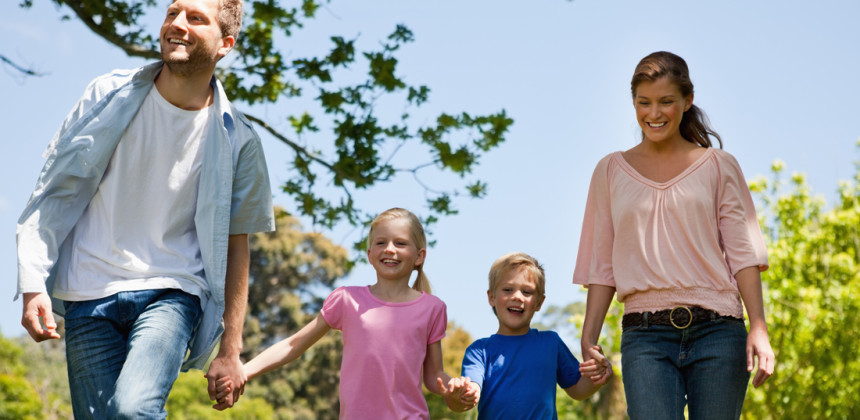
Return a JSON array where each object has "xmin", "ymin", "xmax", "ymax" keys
[{"xmin": 412, "ymin": 266, "xmax": 432, "ymax": 294}]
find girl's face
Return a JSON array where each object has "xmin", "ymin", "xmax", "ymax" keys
[
  {"xmin": 634, "ymin": 77, "xmax": 693, "ymax": 145},
  {"xmin": 367, "ymin": 218, "xmax": 426, "ymax": 283}
]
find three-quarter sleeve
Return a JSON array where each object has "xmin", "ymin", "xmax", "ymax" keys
[
  {"xmin": 573, "ymin": 155, "xmax": 616, "ymax": 288},
  {"xmin": 715, "ymin": 150, "xmax": 769, "ymax": 275}
]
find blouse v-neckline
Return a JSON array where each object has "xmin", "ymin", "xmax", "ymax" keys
[{"xmin": 615, "ymin": 147, "xmax": 714, "ymax": 190}]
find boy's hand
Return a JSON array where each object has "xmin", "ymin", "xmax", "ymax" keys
[{"xmin": 580, "ymin": 345, "xmax": 613, "ymax": 385}]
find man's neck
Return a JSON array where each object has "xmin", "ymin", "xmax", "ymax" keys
[{"xmin": 154, "ymin": 64, "xmax": 215, "ymax": 110}]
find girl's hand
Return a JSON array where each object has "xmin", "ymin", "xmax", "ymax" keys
[
  {"xmin": 747, "ymin": 325, "xmax": 775, "ymax": 387},
  {"xmin": 580, "ymin": 345, "xmax": 613, "ymax": 385},
  {"xmin": 212, "ymin": 376, "xmax": 234, "ymax": 409},
  {"xmin": 437, "ymin": 376, "xmax": 479, "ymax": 411}
]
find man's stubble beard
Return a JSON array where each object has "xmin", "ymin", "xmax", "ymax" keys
[{"xmin": 162, "ymin": 44, "xmax": 216, "ymax": 78}]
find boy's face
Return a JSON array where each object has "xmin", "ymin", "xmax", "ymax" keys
[{"xmin": 488, "ymin": 268, "xmax": 545, "ymax": 336}]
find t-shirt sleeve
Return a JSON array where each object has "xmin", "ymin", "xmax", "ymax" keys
[
  {"xmin": 427, "ymin": 298, "xmax": 447, "ymax": 344},
  {"xmin": 320, "ymin": 287, "xmax": 346, "ymax": 330},
  {"xmin": 554, "ymin": 333, "xmax": 582, "ymax": 389},
  {"xmin": 229, "ymin": 131, "xmax": 275, "ymax": 235},
  {"xmin": 573, "ymin": 155, "xmax": 616, "ymax": 287},
  {"xmin": 716, "ymin": 151, "xmax": 769, "ymax": 274},
  {"xmin": 461, "ymin": 340, "xmax": 486, "ymax": 390}
]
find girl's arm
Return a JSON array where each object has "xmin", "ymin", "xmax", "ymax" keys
[
  {"xmin": 423, "ymin": 341, "xmax": 479, "ymax": 412},
  {"xmin": 243, "ymin": 313, "xmax": 331, "ymax": 381},
  {"xmin": 580, "ymin": 285, "xmax": 616, "ymax": 361},
  {"xmin": 735, "ymin": 266, "xmax": 775, "ymax": 388}
]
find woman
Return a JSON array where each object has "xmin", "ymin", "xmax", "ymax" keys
[{"xmin": 573, "ymin": 51, "xmax": 774, "ymax": 419}]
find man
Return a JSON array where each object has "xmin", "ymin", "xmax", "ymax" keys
[{"xmin": 15, "ymin": 0, "xmax": 273, "ymax": 417}]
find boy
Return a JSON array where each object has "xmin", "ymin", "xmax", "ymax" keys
[{"xmin": 460, "ymin": 252, "xmax": 612, "ymax": 419}]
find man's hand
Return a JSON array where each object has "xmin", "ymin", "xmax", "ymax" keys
[
  {"xmin": 205, "ymin": 355, "xmax": 246, "ymax": 410},
  {"xmin": 21, "ymin": 292, "xmax": 61, "ymax": 342}
]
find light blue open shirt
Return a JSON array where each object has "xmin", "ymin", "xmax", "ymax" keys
[{"xmin": 15, "ymin": 62, "xmax": 275, "ymax": 370}]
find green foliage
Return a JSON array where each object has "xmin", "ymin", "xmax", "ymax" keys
[
  {"xmin": 242, "ymin": 207, "xmax": 348, "ymax": 419},
  {"xmin": 166, "ymin": 371, "xmax": 275, "ymax": 419},
  {"xmin": 540, "ymin": 302, "xmax": 627, "ymax": 419},
  {"xmin": 0, "ymin": 334, "xmax": 45, "ymax": 420},
  {"xmin": 424, "ymin": 322, "xmax": 476, "ymax": 420},
  {"xmin": 28, "ymin": 0, "xmax": 513, "ymax": 236},
  {"xmin": 744, "ymin": 159, "xmax": 860, "ymax": 419}
]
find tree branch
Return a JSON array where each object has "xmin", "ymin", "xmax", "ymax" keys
[
  {"xmin": 0, "ymin": 54, "xmax": 45, "ymax": 77},
  {"xmin": 61, "ymin": 1, "xmax": 160, "ymax": 60}
]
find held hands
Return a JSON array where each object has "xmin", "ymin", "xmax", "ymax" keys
[
  {"xmin": 205, "ymin": 356, "xmax": 247, "ymax": 410},
  {"xmin": 579, "ymin": 345, "xmax": 613, "ymax": 385},
  {"xmin": 437, "ymin": 376, "xmax": 480, "ymax": 412},
  {"xmin": 21, "ymin": 292, "xmax": 61, "ymax": 342},
  {"xmin": 747, "ymin": 325, "xmax": 775, "ymax": 387}
]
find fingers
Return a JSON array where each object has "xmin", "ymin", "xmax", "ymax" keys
[
  {"xmin": 751, "ymin": 350, "xmax": 775, "ymax": 388},
  {"xmin": 21, "ymin": 293, "xmax": 61, "ymax": 342},
  {"xmin": 436, "ymin": 377, "xmax": 449, "ymax": 394}
]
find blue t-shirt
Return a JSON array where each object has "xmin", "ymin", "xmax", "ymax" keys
[{"xmin": 461, "ymin": 329, "xmax": 581, "ymax": 420}]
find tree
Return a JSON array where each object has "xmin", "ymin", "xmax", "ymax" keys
[
  {"xmin": 0, "ymin": 334, "xmax": 47, "ymax": 420},
  {"xmin": 166, "ymin": 371, "xmax": 275, "ymax": 419},
  {"xmin": 240, "ymin": 207, "xmax": 348, "ymax": 419},
  {"xmin": 743, "ymin": 159, "xmax": 860, "ymax": 419},
  {"xmin": 424, "ymin": 322, "xmax": 476, "ymax": 420},
  {"xmin": 538, "ymin": 302, "xmax": 626, "ymax": 419},
  {"xmin": 20, "ymin": 0, "xmax": 512, "ymax": 238}
]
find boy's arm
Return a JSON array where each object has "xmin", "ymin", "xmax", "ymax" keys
[
  {"xmin": 566, "ymin": 345, "xmax": 612, "ymax": 400},
  {"xmin": 243, "ymin": 313, "xmax": 331, "ymax": 380}
]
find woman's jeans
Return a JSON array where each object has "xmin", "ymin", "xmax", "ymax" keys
[
  {"xmin": 64, "ymin": 289, "xmax": 202, "ymax": 420},
  {"xmin": 621, "ymin": 317, "xmax": 749, "ymax": 420}
]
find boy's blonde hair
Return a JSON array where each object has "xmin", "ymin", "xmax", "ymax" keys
[
  {"xmin": 488, "ymin": 252, "xmax": 546, "ymax": 297},
  {"xmin": 367, "ymin": 208, "xmax": 431, "ymax": 294}
]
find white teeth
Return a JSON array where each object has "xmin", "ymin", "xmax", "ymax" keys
[
  {"xmin": 169, "ymin": 38, "xmax": 190, "ymax": 46},
  {"xmin": 382, "ymin": 259, "xmax": 399, "ymax": 264},
  {"xmin": 648, "ymin": 122, "xmax": 666, "ymax": 128},
  {"xmin": 508, "ymin": 308, "xmax": 523, "ymax": 313}
]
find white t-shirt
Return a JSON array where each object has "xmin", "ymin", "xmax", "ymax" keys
[{"xmin": 55, "ymin": 85, "xmax": 212, "ymax": 305}]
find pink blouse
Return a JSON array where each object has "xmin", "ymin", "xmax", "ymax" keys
[{"xmin": 573, "ymin": 148, "xmax": 768, "ymax": 318}]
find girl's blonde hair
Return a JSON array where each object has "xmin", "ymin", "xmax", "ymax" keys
[{"xmin": 367, "ymin": 208, "xmax": 432, "ymax": 294}]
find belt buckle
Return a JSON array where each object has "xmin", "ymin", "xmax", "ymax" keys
[{"xmin": 670, "ymin": 306, "xmax": 693, "ymax": 329}]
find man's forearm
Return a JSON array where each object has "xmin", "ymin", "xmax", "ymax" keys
[{"xmin": 220, "ymin": 234, "xmax": 250, "ymax": 356}]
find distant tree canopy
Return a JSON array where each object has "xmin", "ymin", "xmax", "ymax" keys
[
  {"xmin": 744, "ymin": 159, "xmax": 860, "ymax": 419},
  {"xmin": 20, "ymin": 0, "xmax": 512, "ymax": 240}
]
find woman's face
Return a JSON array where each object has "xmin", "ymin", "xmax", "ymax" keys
[{"xmin": 633, "ymin": 77, "xmax": 693, "ymax": 145}]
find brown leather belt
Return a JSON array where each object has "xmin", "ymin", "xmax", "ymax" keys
[{"xmin": 622, "ymin": 306, "xmax": 742, "ymax": 329}]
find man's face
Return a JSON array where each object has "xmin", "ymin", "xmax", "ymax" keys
[{"xmin": 160, "ymin": 0, "xmax": 232, "ymax": 77}]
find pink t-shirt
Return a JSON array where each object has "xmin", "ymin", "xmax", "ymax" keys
[
  {"xmin": 321, "ymin": 286, "xmax": 447, "ymax": 420},
  {"xmin": 573, "ymin": 148, "xmax": 768, "ymax": 318}
]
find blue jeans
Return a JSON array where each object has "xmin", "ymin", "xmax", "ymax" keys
[
  {"xmin": 621, "ymin": 317, "xmax": 749, "ymax": 420},
  {"xmin": 64, "ymin": 289, "xmax": 202, "ymax": 420}
]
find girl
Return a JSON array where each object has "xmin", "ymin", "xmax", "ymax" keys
[
  {"xmin": 216, "ymin": 207, "xmax": 478, "ymax": 418},
  {"xmin": 573, "ymin": 51, "xmax": 775, "ymax": 419}
]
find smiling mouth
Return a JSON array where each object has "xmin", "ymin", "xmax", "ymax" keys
[
  {"xmin": 381, "ymin": 259, "xmax": 400, "ymax": 265},
  {"xmin": 168, "ymin": 38, "xmax": 191, "ymax": 46},
  {"xmin": 647, "ymin": 122, "xmax": 666, "ymax": 128},
  {"xmin": 507, "ymin": 307, "xmax": 524, "ymax": 314}
]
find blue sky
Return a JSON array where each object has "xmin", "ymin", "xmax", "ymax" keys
[{"xmin": 3, "ymin": 0, "xmax": 860, "ymax": 345}]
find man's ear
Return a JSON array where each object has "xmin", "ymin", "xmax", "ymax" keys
[{"xmin": 218, "ymin": 36, "xmax": 236, "ymax": 57}]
